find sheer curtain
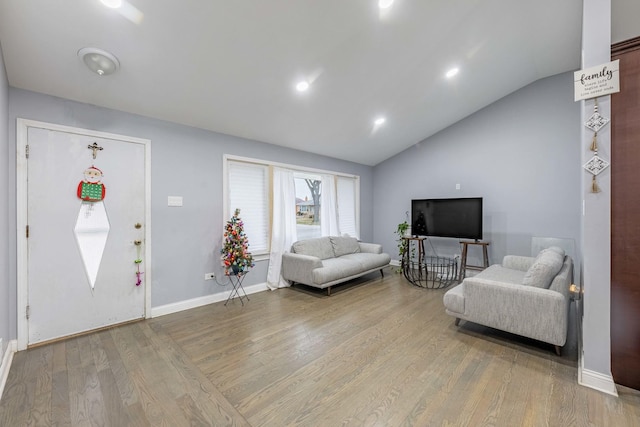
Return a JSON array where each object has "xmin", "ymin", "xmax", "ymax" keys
[
  {"xmin": 267, "ymin": 168, "xmax": 297, "ymax": 289},
  {"xmin": 336, "ymin": 176, "xmax": 358, "ymax": 238},
  {"xmin": 321, "ymin": 174, "xmax": 339, "ymax": 236}
]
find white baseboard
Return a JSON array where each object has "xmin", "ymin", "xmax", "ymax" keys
[
  {"xmin": 578, "ymin": 354, "xmax": 618, "ymax": 396},
  {"xmin": 390, "ymin": 259, "xmax": 401, "ymax": 267},
  {"xmin": 0, "ymin": 340, "xmax": 17, "ymax": 401},
  {"xmin": 151, "ymin": 282, "xmax": 269, "ymax": 318}
]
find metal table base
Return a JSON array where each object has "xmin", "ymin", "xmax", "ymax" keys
[{"xmin": 225, "ymin": 273, "xmax": 250, "ymax": 306}]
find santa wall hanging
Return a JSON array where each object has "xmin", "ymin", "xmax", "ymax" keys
[
  {"xmin": 74, "ymin": 142, "xmax": 111, "ymax": 291},
  {"xmin": 77, "ymin": 165, "xmax": 106, "ymax": 202}
]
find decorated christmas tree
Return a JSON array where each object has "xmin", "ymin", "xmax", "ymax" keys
[{"xmin": 221, "ymin": 209, "xmax": 254, "ymax": 276}]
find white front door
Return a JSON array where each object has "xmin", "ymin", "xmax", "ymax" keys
[{"xmin": 17, "ymin": 119, "xmax": 151, "ymax": 347}]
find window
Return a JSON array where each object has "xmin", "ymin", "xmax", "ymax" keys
[
  {"xmin": 337, "ymin": 176, "xmax": 358, "ymax": 238},
  {"xmin": 226, "ymin": 160, "xmax": 269, "ymax": 254},
  {"xmin": 294, "ymin": 173, "xmax": 322, "ymax": 240},
  {"xmin": 225, "ymin": 155, "xmax": 359, "ymax": 255}
]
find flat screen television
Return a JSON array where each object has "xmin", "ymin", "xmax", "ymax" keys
[{"xmin": 411, "ymin": 197, "xmax": 483, "ymax": 240}]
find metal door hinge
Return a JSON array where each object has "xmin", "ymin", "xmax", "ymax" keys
[
  {"xmin": 26, "ymin": 225, "xmax": 29, "ymax": 238},
  {"xmin": 25, "ymin": 144, "xmax": 29, "ymax": 159},
  {"xmin": 26, "ymin": 305, "xmax": 30, "ymax": 320}
]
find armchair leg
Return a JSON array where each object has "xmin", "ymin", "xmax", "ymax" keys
[
  {"xmin": 455, "ymin": 318, "xmax": 461, "ymax": 326},
  {"xmin": 327, "ymin": 287, "xmax": 331, "ymax": 296},
  {"xmin": 380, "ymin": 268, "xmax": 384, "ymax": 278},
  {"xmin": 554, "ymin": 345, "xmax": 561, "ymax": 356}
]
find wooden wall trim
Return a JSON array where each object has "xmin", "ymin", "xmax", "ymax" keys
[{"xmin": 612, "ymin": 36, "xmax": 640, "ymax": 57}]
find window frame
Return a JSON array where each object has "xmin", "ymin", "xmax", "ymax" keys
[
  {"xmin": 336, "ymin": 175, "xmax": 360, "ymax": 239},
  {"xmin": 223, "ymin": 157, "xmax": 271, "ymax": 258},
  {"xmin": 223, "ymin": 154, "xmax": 360, "ymax": 260}
]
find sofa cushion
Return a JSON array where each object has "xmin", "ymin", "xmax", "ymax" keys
[
  {"xmin": 474, "ymin": 264, "xmax": 527, "ymax": 285},
  {"xmin": 522, "ymin": 248, "xmax": 564, "ymax": 288},
  {"xmin": 312, "ymin": 257, "xmax": 365, "ymax": 284},
  {"xmin": 340, "ymin": 252, "xmax": 391, "ymax": 270},
  {"xmin": 292, "ymin": 237, "xmax": 335, "ymax": 260},
  {"xmin": 330, "ymin": 236, "xmax": 361, "ymax": 257}
]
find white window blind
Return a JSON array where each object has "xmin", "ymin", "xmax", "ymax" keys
[
  {"xmin": 227, "ymin": 161, "xmax": 269, "ymax": 254},
  {"xmin": 337, "ymin": 176, "xmax": 358, "ymax": 238}
]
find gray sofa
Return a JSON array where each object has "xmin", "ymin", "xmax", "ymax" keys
[
  {"xmin": 443, "ymin": 246, "xmax": 573, "ymax": 354},
  {"xmin": 281, "ymin": 236, "xmax": 391, "ymax": 295}
]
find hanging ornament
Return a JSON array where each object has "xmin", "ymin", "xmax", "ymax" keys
[
  {"xmin": 74, "ymin": 143, "xmax": 109, "ymax": 291},
  {"xmin": 77, "ymin": 165, "xmax": 106, "ymax": 201},
  {"xmin": 590, "ymin": 175, "xmax": 600, "ymax": 193},
  {"xmin": 583, "ymin": 98, "xmax": 611, "ymax": 193},
  {"xmin": 584, "ymin": 99, "xmax": 610, "ymax": 133},
  {"xmin": 585, "ymin": 100, "xmax": 606, "ymax": 152},
  {"xmin": 589, "ymin": 131, "xmax": 598, "ymax": 152},
  {"xmin": 583, "ymin": 150, "xmax": 609, "ymax": 194},
  {"xmin": 134, "ymin": 240, "xmax": 144, "ymax": 286}
]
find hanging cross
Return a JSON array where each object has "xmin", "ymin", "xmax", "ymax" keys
[{"xmin": 88, "ymin": 142, "xmax": 103, "ymax": 159}]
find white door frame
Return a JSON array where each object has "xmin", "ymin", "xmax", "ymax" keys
[{"xmin": 16, "ymin": 118, "xmax": 152, "ymax": 351}]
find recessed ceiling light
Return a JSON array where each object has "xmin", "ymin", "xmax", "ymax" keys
[
  {"xmin": 296, "ymin": 81, "xmax": 310, "ymax": 92},
  {"xmin": 374, "ymin": 117, "xmax": 386, "ymax": 126},
  {"xmin": 379, "ymin": 0, "xmax": 394, "ymax": 9},
  {"xmin": 78, "ymin": 47, "xmax": 120, "ymax": 76},
  {"xmin": 100, "ymin": 0, "xmax": 123, "ymax": 8},
  {"xmin": 446, "ymin": 67, "xmax": 460, "ymax": 79}
]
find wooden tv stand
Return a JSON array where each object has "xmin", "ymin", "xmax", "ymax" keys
[{"xmin": 459, "ymin": 240, "xmax": 490, "ymax": 281}]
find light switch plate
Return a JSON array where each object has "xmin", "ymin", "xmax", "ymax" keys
[{"xmin": 168, "ymin": 196, "xmax": 183, "ymax": 207}]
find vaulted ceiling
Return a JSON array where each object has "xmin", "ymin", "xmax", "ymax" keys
[{"xmin": 0, "ymin": 1, "xmax": 635, "ymax": 165}]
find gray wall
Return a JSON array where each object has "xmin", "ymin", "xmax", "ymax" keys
[
  {"xmin": 0, "ymin": 43, "xmax": 9, "ymax": 354},
  {"xmin": 373, "ymin": 72, "xmax": 581, "ymax": 270},
  {"xmin": 6, "ymin": 88, "xmax": 373, "ymax": 334}
]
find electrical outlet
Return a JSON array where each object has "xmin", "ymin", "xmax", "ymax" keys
[{"xmin": 205, "ymin": 273, "xmax": 215, "ymax": 280}]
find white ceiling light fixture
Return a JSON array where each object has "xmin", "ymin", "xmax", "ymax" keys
[
  {"xmin": 78, "ymin": 47, "xmax": 120, "ymax": 76},
  {"xmin": 445, "ymin": 67, "xmax": 460, "ymax": 79},
  {"xmin": 374, "ymin": 117, "xmax": 386, "ymax": 125},
  {"xmin": 100, "ymin": 0, "xmax": 123, "ymax": 8},
  {"xmin": 296, "ymin": 81, "xmax": 310, "ymax": 92},
  {"xmin": 379, "ymin": 0, "xmax": 394, "ymax": 9},
  {"xmin": 99, "ymin": 0, "xmax": 144, "ymax": 24}
]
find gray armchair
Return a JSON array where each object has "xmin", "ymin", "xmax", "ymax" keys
[{"xmin": 443, "ymin": 247, "xmax": 573, "ymax": 355}]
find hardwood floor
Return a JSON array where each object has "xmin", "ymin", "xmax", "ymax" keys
[{"xmin": 2, "ymin": 271, "xmax": 639, "ymax": 426}]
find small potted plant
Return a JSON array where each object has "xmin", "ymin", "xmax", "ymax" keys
[
  {"xmin": 395, "ymin": 218, "xmax": 410, "ymax": 272},
  {"xmin": 221, "ymin": 209, "xmax": 254, "ymax": 276}
]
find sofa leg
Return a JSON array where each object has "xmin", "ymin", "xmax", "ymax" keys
[
  {"xmin": 554, "ymin": 345, "xmax": 561, "ymax": 356},
  {"xmin": 380, "ymin": 268, "xmax": 384, "ymax": 278},
  {"xmin": 455, "ymin": 318, "xmax": 461, "ymax": 326},
  {"xmin": 327, "ymin": 287, "xmax": 331, "ymax": 296}
]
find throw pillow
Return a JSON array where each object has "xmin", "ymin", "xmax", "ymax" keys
[
  {"xmin": 330, "ymin": 236, "xmax": 361, "ymax": 257},
  {"xmin": 545, "ymin": 246, "xmax": 566, "ymax": 258},
  {"xmin": 522, "ymin": 249, "xmax": 564, "ymax": 288},
  {"xmin": 292, "ymin": 237, "xmax": 335, "ymax": 260}
]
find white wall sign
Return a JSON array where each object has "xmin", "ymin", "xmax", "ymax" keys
[{"xmin": 574, "ymin": 60, "xmax": 620, "ymax": 101}]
